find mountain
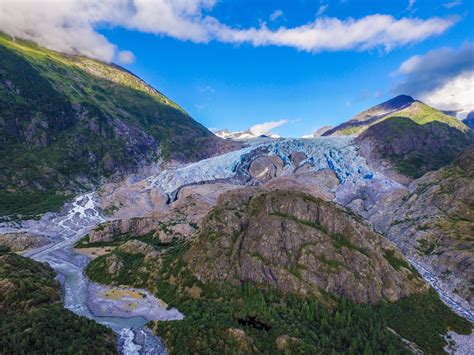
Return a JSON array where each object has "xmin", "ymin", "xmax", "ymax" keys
[
  {"xmin": 324, "ymin": 95, "xmax": 470, "ymax": 136},
  {"xmin": 357, "ymin": 116, "xmax": 473, "ymax": 178},
  {"xmin": 212, "ymin": 128, "xmax": 278, "ymax": 140},
  {"xmin": 463, "ymin": 111, "xmax": 474, "ymax": 130},
  {"xmin": 0, "ymin": 246, "xmax": 116, "ymax": 353},
  {"xmin": 367, "ymin": 145, "xmax": 474, "ymax": 309},
  {"xmin": 0, "ymin": 33, "xmax": 235, "ymax": 218},
  {"xmin": 303, "ymin": 125, "xmax": 334, "ymax": 138},
  {"xmin": 80, "ymin": 187, "xmax": 471, "ymax": 354},
  {"xmin": 187, "ymin": 188, "xmax": 427, "ymax": 303}
]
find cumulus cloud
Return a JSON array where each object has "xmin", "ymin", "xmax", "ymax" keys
[
  {"xmin": 393, "ymin": 42, "xmax": 474, "ymax": 111},
  {"xmin": 212, "ymin": 14, "xmax": 456, "ymax": 52},
  {"xmin": 0, "ymin": 0, "xmax": 458, "ymax": 62},
  {"xmin": 249, "ymin": 119, "xmax": 288, "ymax": 136},
  {"xmin": 269, "ymin": 9, "xmax": 284, "ymax": 22}
]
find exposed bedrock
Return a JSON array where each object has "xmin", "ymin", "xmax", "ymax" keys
[{"xmin": 187, "ymin": 188, "xmax": 428, "ymax": 304}]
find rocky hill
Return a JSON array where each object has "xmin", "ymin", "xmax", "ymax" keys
[
  {"xmin": 187, "ymin": 188, "xmax": 427, "ymax": 304},
  {"xmin": 81, "ymin": 187, "xmax": 471, "ymax": 354},
  {"xmin": 324, "ymin": 95, "xmax": 470, "ymax": 136},
  {"xmin": 0, "ymin": 33, "xmax": 235, "ymax": 218},
  {"xmin": 0, "ymin": 246, "xmax": 116, "ymax": 353}
]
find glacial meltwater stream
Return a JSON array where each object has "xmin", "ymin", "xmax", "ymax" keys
[{"xmin": 18, "ymin": 193, "xmax": 176, "ymax": 354}]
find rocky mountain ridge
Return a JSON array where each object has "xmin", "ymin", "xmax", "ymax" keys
[
  {"xmin": 323, "ymin": 95, "xmax": 470, "ymax": 136},
  {"xmin": 187, "ymin": 188, "xmax": 427, "ymax": 304},
  {"xmin": 0, "ymin": 33, "xmax": 237, "ymax": 218}
]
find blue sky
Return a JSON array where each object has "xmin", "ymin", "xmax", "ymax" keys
[{"xmin": 2, "ymin": 0, "xmax": 473, "ymax": 137}]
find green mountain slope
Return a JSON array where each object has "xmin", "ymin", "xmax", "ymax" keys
[
  {"xmin": 0, "ymin": 34, "xmax": 232, "ymax": 218},
  {"xmin": 324, "ymin": 95, "xmax": 470, "ymax": 136},
  {"xmin": 0, "ymin": 246, "xmax": 116, "ymax": 353}
]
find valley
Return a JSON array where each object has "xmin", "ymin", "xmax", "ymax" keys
[
  {"xmin": 0, "ymin": 30, "xmax": 473, "ymax": 355},
  {"xmin": 2, "ymin": 135, "xmax": 473, "ymax": 353}
]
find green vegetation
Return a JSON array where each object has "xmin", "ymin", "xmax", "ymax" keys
[
  {"xmin": 0, "ymin": 33, "xmax": 220, "ymax": 218},
  {"xmin": 0, "ymin": 247, "xmax": 116, "ymax": 353},
  {"xmin": 85, "ymin": 232, "xmax": 472, "ymax": 354},
  {"xmin": 333, "ymin": 233, "xmax": 369, "ymax": 256},
  {"xmin": 0, "ymin": 190, "xmax": 68, "ymax": 219},
  {"xmin": 358, "ymin": 116, "xmax": 473, "ymax": 178},
  {"xmin": 270, "ymin": 211, "xmax": 369, "ymax": 256},
  {"xmin": 383, "ymin": 250, "xmax": 412, "ymax": 271},
  {"xmin": 378, "ymin": 289, "xmax": 471, "ymax": 354},
  {"xmin": 76, "ymin": 230, "xmax": 178, "ymax": 250},
  {"xmin": 270, "ymin": 211, "xmax": 327, "ymax": 233},
  {"xmin": 86, "ymin": 251, "xmax": 147, "ymax": 286},
  {"xmin": 383, "ymin": 101, "xmax": 469, "ymax": 132},
  {"xmin": 332, "ymin": 99, "xmax": 470, "ymax": 137}
]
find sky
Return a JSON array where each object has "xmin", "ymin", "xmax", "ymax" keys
[{"xmin": 1, "ymin": 0, "xmax": 473, "ymax": 137}]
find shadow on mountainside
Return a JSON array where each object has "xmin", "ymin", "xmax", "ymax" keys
[{"xmin": 356, "ymin": 116, "xmax": 474, "ymax": 178}]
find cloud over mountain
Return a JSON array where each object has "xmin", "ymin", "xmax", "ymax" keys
[
  {"xmin": 393, "ymin": 42, "xmax": 474, "ymax": 112},
  {"xmin": 249, "ymin": 119, "xmax": 288, "ymax": 136},
  {"xmin": 0, "ymin": 0, "xmax": 457, "ymax": 62}
]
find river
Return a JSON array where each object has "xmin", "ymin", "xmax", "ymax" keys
[{"xmin": 20, "ymin": 193, "xmax": 172, "ymax": 355}]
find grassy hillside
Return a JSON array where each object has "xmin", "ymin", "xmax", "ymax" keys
[
  {"xmin": 0, "ymin": 33, "xmax": 229, "ymax": 218},
  {"xmin": 0, "ymin": 246, "xmax": 116, "ymax": 353},
  {"xmin": 327, "ymin": 98, "xmax": 470, "ymax": 136}
]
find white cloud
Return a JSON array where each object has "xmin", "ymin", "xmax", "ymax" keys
[
  {"xmin": 421, "ymin": 72, "xmax": 474, "ymax": 112},
  {"xmin": 249, "ymin": 119, "xmax": 288, "ymax": 136},
  {"xmin": 407, "ymin": 0, "xmax": 416, "ymax": 10},
  {"xmin": 443, "ymin": 1, "xmax": 463, "ymax": 9},
  {"xmin": 317, "ymin": 4, "xmax": 329, "ymax": 16},
  {"xmin": 269, "ymin": 9, "xmax": 284, "ymax": 22},
  {"xmin": 394, "ymin": 42, "xmax": 474, "ymax": 111},
  {"xmin": 213, "ymin": 15, "xmax": 456, "ymax": 52},
  {"xmin": 117, "ymin": 50, "xmax": 135, "ymax": 64},
  {"xmin": 0, "ymin": 0, "xmax": 458, "ymax": 62}
]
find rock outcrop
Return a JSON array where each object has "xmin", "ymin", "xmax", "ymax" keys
[
  {"xmin": 187, "ymin": 188, "xmax": 427, "ymax": 304},
  {"xmin": 248, "ymin": 156, "xmax": 285, "ymax": 180},
  {"xmin": 0, "ymin": 232, "xmax": 49, "ymax": 252}
]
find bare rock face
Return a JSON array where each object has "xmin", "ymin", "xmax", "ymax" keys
[
  {"xmin": 289, "ymin": 152, "xmax": 307, "ymax": 168},
  {"xmin": 106, "ymin": 254, "xmax": 124, "ymax": 275},
  {"xmin": 118, "ymin": 240, "xmax": 159, "ymax": 260},
  {"xmin": 276, "ymin": 335, "xmax": 299, "ymax": 351},
  {"xmin": 170, "ymin": 183, "xmax": 243, "ymax": 223},
  {"xmin": 225, "ymin": 328, "xmax": 254, "ymax": 353},
  {"xmin": 98, "ymin": 179, "xmax": 170, "ymax": 219},
  {"xmin": 373, "ymin": 146, "xmax": 474, "ymax": 306},
  {"xmin": 263, "ymin": 169, "xmax": 339, "ymax": 201},
  {"xmin": 0, "ymin": 232, "xmax": 49, "ymax": 252},
  {"xmin": 88, "ymin": 218, "xmax": 158, "ymax": 243},
  {"xmin": 187, "ymin": 188, "xmax": 427, "ymax": 304},
  {"xmin": 248, "ymin": 156, "xmax": 285, "ymax": 181}
]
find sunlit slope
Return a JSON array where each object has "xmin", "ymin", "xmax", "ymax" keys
[{"xmin": 0, "ymin": 33, "xmax": 226, "ymax": 217}]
